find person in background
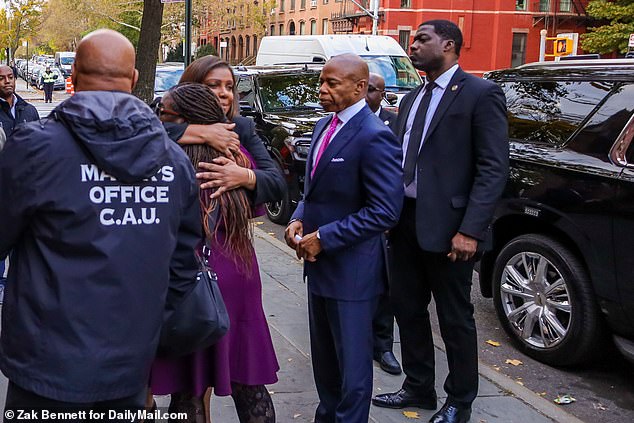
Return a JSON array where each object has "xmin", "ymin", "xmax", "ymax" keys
[
  {"xmin": 0, "ymin": 63, "xmax": 39, "ymax": 309},
  {"xmin": 0, "ymin": 64, "xmax": 38, "ymax": 136},
  {"xmin": 0, "ymin": 29, "xmax": 200, "ymax": 415},
  {"xmin": 363, "ymin": 72, "xmax": 402, "ymax": 376},
  {"xmin": 150, "ymin": 56, "xmax": 285, "ymax": 423},
  {"xmin": 285, "ymin": 54, "xmax": 403, "ymax": 423},
  {"xmin": 41, "ymin": 65, "xmax": 58, "ymax": 103},
  {"xmin": 372, "ymin": 20, "xmax": 509, "ymax": 423},
  {"xmin": 8, "ymin": 61, "xmax": 17, "ymax": 79}
]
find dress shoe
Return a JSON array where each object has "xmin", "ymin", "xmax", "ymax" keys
[
  {"xmin": 429, "ymin": 403, "xmax": 471, "ymax": 423},
  {"xmin": 372, "ymin": 388, "xmax": 437, "ymax": 410},
  {"xmin": 374, "ymin": 351, "xmax": 402, "ymax": 375}
]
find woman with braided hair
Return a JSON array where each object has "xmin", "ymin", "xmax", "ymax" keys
[{"xmin": 150, "ymin": 72, "xmax": 281, "ymax": 423}]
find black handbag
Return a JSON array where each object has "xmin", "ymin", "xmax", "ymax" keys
[{"xmin": 158, "ymin": 243, "xmax": 230, "ymax": 357}]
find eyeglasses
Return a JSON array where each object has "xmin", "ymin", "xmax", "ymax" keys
[
  {"xmin": 367, "ymin": 86, "xmax": 384, "ymax": 93},
  {"xmin": 157, "ymin": 102, "xmax": 181, "ymax": 118}
]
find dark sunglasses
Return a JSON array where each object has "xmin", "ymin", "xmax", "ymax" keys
[{"xmin": 367, "ymin": 86, "xmax": 384, "ymax": 94}]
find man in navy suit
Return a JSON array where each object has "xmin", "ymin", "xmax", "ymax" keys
[
  {"xmin": 365, "ymin": 72, "xmax": 401, "ymax": 376},
  {"xmin": 285, "ymin": 54, "xmax": 403, "ymax": 423},
  {"xmin": 372, "ymin": 20, "xmax": 509, "ymax": 423}
]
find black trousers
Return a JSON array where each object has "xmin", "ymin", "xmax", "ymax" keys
[
  {"xmin": 4, "ymin": 382, "xmax": 147, "ymax": 423},
  {"xmin": 43, "ymin": 83, "xmax": 54, "ymax": 102},
  {"xmin": 372, "ymin": 293, "xmax": 395, "ymax": 355},
  {"xmin": 390, "ymin": 199, "xmax": 478, "ymax": 408}
]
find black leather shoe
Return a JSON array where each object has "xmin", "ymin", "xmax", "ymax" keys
[
  {"xmin": 429, "ymin": 403, "xmax": 471, "ymax": 423},
  {"xmin": 374, "ymin": 351, "xmax": 402, "ymax": 375},
  {"xmin": 372, "ymin": 388, "xmax": 437, "ymax": 410}
]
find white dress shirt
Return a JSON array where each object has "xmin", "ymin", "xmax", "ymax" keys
[
  {"xmin": 311, "ymin": 98, "xmax": 366, "ymax": 168},
  {"xmin": 402, "ymin": 64, "xmax": 459, "ymax": 198}
]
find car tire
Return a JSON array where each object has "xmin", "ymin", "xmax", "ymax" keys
[
  {"xmin": 265, "ymin": 162, "xmax": 292, "ymax": 225},
  {"xmin": 492, "ymin": 234, "xmax": 602, "ymax": 366}
]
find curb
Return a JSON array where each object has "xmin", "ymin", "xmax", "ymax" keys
[{"xmin": 253, "ymin": 226, "xmax": 586, "ymax": 423}]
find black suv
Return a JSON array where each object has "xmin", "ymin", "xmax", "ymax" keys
[
  {"xmin": 480, "ymin": 59, "xmax": 634, "ymax": 366},
  {"xmin": 234, "ymin": 65, "xmax": 328, "ymax": 223}
]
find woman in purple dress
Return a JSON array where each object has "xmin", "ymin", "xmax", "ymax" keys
[{"xmin": 151, "ymin": 59, "xmax": 285, "ymax": 423}]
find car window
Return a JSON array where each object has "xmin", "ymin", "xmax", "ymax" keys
[
  {"xmin": 569, "ymin": 83, "xmax": 634, "ymax": 161},
  {"xmin": 257, "ymin": 73, "xmax": 321, "ymax": 112},
  {"xmin": 361, "ymin": 55, "xmax": 421, "ymax": 90},
  {"xmin": 154, "ymin": 68, "xmax": 184, "ymax": 95},
  {"xmin": 237, "ymin": 77, "xmax": 255, "ymax": 107},
  {"xmin": 500, "ymin": 80, "xmax": 613, "ymax": 147}
]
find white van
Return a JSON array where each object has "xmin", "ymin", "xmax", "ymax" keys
[
  {"xmin": 55, "ymin": 52, "xmax": 75, "ymax": 77},
  {"xmin": 256, "ymin": 35, "xmax": 421, "ymax": 104}
]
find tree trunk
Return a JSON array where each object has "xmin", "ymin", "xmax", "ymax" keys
[{"xmin": 133, "ymin": 0, "xmax": 164, "ymax": 104}]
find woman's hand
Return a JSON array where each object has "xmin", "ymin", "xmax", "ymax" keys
[
  {"xmin": 179, "ymin": 123, "xmax": 240, "ymax": 159},
  {"xmin": 197, "ymin": 157, "xmax": 257, "ymax": 199}
]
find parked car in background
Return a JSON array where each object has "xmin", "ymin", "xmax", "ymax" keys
[
  {"xmin": 256, "ymin": 35, "xmax": 420, "ymax": 108},
  {"xmin": 154, "ymin": 62, "xmax": 184, "ymax": 98},
  {"xmin": 55, "ymin": 51, "xmax": 75, "ymax": 77},
  {"xmin": 479, "ymin": 59, "xmax": 634, "ymax": 366},
  {"xmin": 234, "ymin": 64, "xmax": 327, "ymax": 223}
]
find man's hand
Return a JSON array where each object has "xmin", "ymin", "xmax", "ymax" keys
[
  {"xmin": 284, "ymin": 220, "xmax": 304, "ymax": 253},
  {"xmin": 447, "ymin": 233, "xmax": 478, "ymax": 262},
  {"xmin": 181, "ymin": 123, "xmax": 240, "ymax": 159},
  {"xmin": 196, "ymin": 157, "xmax": 251, "ymax": 198},
  {"xmin": 298, "ymin": 231, "xmax": 322, "ymax": 262}
]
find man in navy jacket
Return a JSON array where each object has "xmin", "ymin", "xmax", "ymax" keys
[
  {"xmin": 285, "ymin": 54, "xmax": 403, "ymax": 423},
  {"xmin": 0, "ymin": 30, "xmax": 200, "ymax": 411}
]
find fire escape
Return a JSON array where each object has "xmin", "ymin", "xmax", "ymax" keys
[
  {"xmin": 330, "ymin": 0, "xmax": 384, "ymax": 34},
  {"xmin": 531, "ymin": 0, "xmax": 590, "ymax": 35}
]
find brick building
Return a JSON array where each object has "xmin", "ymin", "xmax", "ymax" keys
[{"xmin": 199, "ymin": 0, "xmax": 591, "ymax": 73}]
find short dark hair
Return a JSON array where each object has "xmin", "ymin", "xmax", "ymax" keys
[{"xmin": 420, "ymin": 19, "xmax": 463, "ymax": 56}]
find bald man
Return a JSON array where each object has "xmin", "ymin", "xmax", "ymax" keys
[
  {"xmin": 0, "ymin": 29, "xmax": 201, "ymax": 413},
  {"xmin": 284, "ymin": 54, "xmax": 404, "ymax": 423}
]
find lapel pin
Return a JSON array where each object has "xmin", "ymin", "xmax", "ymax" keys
[{"xmin": 451, "ymin": 84, "xmax": 458, "ymax": 91}]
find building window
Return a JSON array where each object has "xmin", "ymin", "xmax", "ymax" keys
[
  {"xmin": 560, "ymin": 0, "xmax": 572, "ymax": 12},
  {"xmin": 539, "ymin": 0, "xmax": 550, "ymax": 12},
  {"xmin": 301, "ymin": 0, "xmax": 306, "ymax": 8},
  {"xmin": 290, "ymin": 0, "xmax": 295, "ymax": 10},
  {"xmin": 279, "ymin": 24, "xmax": 284, "ymax": 35},
  {"xmin": 280, "ymin": 0, "xmax": 285, "ymax": 12},
  {"xmin": 400, "ymin": 0, "xmax": 411, "ymax": 8},
  {"xmin": 323, "ymin": 0, "xmax": 328, "ymax": 4},
  {"xmin": 511, "ymin": 33, "xmax": 527, "ymax": 68},
  {"xmin": 322, "ymin": 18, "xmax": 328, "ymax": 34},
  {"xmin": 515, "ymin": 0, "xmax": 527, "ymax": 10},
  {"xmin": 300, "ymin": 21, "xmax": 306, "ymax": 35},
  {"xmin": 289, "ymin": 21, "xmax": 296, "ymax": 35},
  {"xmin": 270, "ymin": 25, "xmax": 275, "ymax": 36},
  {"xmin": 398, "ymin": 30, "xmax": 410, "ymax": 52},
  {"xmin": 310, "ymin": 19, "xmax": 317, "ymax": 35},
  {"xmin": 253, "ymin": 36, "xmax": 258, "ymax": 55},
  {"xmin": 246, "ymin": 36, "xmax": 250, "ymax": 57}
]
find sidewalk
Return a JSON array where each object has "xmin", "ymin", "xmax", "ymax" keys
[{"xmin": 157, "ymin": 228, "xmax": 585, "ymax": 423}]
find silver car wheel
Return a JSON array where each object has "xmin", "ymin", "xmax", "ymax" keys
[{"xmin": 500, "ymin": 252, "xmax": 572, "ymax": 349}]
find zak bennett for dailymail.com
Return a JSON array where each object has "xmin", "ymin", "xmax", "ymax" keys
[{"xmin": 4, "ymin": 409, "xmax": 189, "ymax": 422}]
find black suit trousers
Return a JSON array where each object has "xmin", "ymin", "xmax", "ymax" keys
[{"xmin": 390, "ymin": 199, "xmax": 478, "ymax": 408}]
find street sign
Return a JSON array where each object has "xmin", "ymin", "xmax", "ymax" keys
[{"xmin": 629, "ymin": 34, "xmax": 634, "ymax": 48}]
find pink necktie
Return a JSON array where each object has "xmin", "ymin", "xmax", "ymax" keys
[{"xmin": 311, "ymin": 114, "xmax": 340, "ymax": 178}]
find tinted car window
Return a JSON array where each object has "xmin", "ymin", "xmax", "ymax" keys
[
  {"xmin": 570, "ymin": 83, "xmax": 634, "ymax": 160},
  {"xmin": 501, "ymin": 80, "xmax": 612, "ymax": 146},
  {"xmin": 154, "ymin": 67, "xmax": 184, "ymax": 95},
  {"xmin": 361, "ymin": 55, "xmax": 421, "ymax": 90},
  {"xmin": 258, "ymin": 73, "xmax": 321, "ymax": 112},
  {"xmin": 237, "ymin": 77, "xmax": 255, "ymax": 107}
]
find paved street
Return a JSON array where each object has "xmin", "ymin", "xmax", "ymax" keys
[{"xmin": 256, "ymin": 218, "xmax": 634, "ymax": 423}]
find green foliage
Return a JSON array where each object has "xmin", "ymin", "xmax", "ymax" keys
[
  {"xmin": 0, "ymin": 0, "xmax": 46, "ymax": 58},
  {"xmin": 166, "ymin": 45, "xmax": 184, "ymax": 63},
  {"xmin": 195, "ymin": 43, "xmax": 217, "ymax": 59},
  {"xmin": 581, "ymin": 0, "xmax": 634, "ymax": 54}
]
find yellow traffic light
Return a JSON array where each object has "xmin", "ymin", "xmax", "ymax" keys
[{"xmin": 553, "ymin": 38, "xmax": 573, "ymax": 56}]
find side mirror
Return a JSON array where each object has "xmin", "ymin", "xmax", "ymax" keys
[{"xmin": 385, "ymin": 92, "xmax": 398, "ymax": 106}]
